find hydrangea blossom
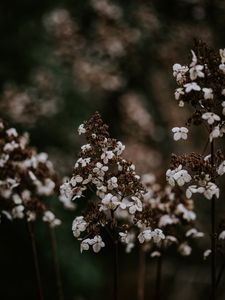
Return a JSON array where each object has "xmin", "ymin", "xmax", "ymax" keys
[
  {"xmin": 172, "ymin": 127, "xmax": 188, "ymax": 141},
  {"xmin": 61, "ymin": 113, "xmax": 158, "ymax": 253},
  {"xmin": 0, "ymin": 120, "xmax": 60, "ymax": 226},
  {"xmin": 129, "ymin": 174, "xmax": 202, "ymax": 257}
]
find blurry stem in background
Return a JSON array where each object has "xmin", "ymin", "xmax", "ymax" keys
[
  {"xmin": 210, "ymin": 141, "xmax": 216, "ymax": 300},
  {"xmin": 216, "ymin": 260, "xmax": 225, "ymax": 289},
  {"xmin": 26, "ymin": 220, "xmax": 44, "ymax": 300},
  {"xmin": 48, "ymin": 226, "xmax": 64, "ymax": 300},
  {"xmin": 111, "ymin": 210, "xmax": 119, "ymax": 300},
  {"xmin": 137, "ymin": 248, "xmax": 146, "ymax": 300},
  {"xmin": 154, "ymin": 255, "xmax": 162, "ymax": 300}
]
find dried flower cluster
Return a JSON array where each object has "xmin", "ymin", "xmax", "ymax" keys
[
  {"xmin": 60, "ymin": 112, "xmax": 163, "ymax": 253},
  {"xmin": 0, "ymin": 120, "xmax": 60, "ymax": 227},
  {"xmin": 168, "ymin": 41, "xmax": 225, "ymax": 201},
  {"xmin": 120, "ymin": 174, "xmax": 203, "ymax": 257}
]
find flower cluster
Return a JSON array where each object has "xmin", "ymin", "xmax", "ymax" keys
[
  {"xmin": 172, "ymin": 41, "xmax": 225, "ymax": 142},
  {"xmin": 61, "ymin": 112, "xmax": 162, "ymax": 253},
  {"xmin": 0, "ymin": 120, "xmax": 60, "ymax": 227},
  {"xmin": 166, "ymin": 153, "xmax": 222, "ymax": 201},
  {"xmin": 168, "ymin": 41, "xmax": 225, "ymax": 202},
  {"xmin": 131, "ymin": 174, "xmax": 203, "ymax": 257}
]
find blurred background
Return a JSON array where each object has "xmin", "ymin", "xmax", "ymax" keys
[{"xmin": 0, "ymin": 0, "xmax": 225, "ymax": 299}]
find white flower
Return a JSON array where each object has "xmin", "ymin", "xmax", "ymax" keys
[
  {"xmin": 209, "ymin": 126, "xmax": 221, "ymax": 142},
  {"xmin": 59, "ymin": 194, "xmax": 76, "ymax": 210},
  {"xmin": 152, "ymin": 229, "xmax": 165, "ymax": 243},
  {"xmin": 172, "ymin": 127, "xmax": 188, "ymax": 141},
  {"xmin": 166, "ymin": 165, "xmax": 191, "ymax": 186},
  {"xmin": 220, "ymin": 49, "xmax": 225, "ymax": 63},
  {"xmin": 178, "ymin": 242, "xmax": 192, "ymax": 256},
  {"xmin": 101, "ymin": 150, "xmax": 114, "ymax": 164},
  {"xmin": 12, "ymin": 194, "xmax": 22, "ymax": 204},
  {"xmin": 6, "ymin": 128, "xmax": 18, "ymax": 137},
  {"xmin": 172, "ymin": 63, "xmax": 189, "ymax": 83},
  {"xmin": 3, "ymin": 141, "xmax": 19, "ymax": 152},
  {"xmin": 158, "ymin": 215, "xmax": 178, "ymax": 227},
  {"xmin": 151, "ymin": 251, "xmax": 161, "ymax": 258},
  {"xmin": 75, "ymin": 157, "xmax": 91, "ymax": 168},
  {"xmin": 203, "ymin": 182, "xmax": 219, "ymax": 200},
  {"xmin": 184, "ymin": 82, "xmax": 201, "ymax": 93},
  {"xmin": 203, "ymin": 249, "xmax": 211, "ymax": 260},
  {"xmin": 217, "ymin": 161, "xmax": 225, "ymax": 176},
  {"xmin": 42, "ymin": 211, "xmax": 61, "ymax": 227},
  {"xmin": 0, "ymin": 154, "xmax": 9, "ymax": 167},
  {"xmin": 175, "ymin": 88, "xmax": 184, "ymax": 100},
  {"xmin": 60, "ymin": 181, "xmax": 73, "ymax": 200},
  {"xmin": 93, "ymin": 162, "xmax": 108, "ymax": 177},
  {"xmin": 166, "ymin": 165, "xmax": 182, "ymax": 187},
  {"xmin": 202, "ymin": 88, "xmax": 213, "ymax": 100},
  {"xmin": 186, "ymin": 228, "xmax": 204, "ymax": 238},
  {"xmin": 202, "ymin": 112, "xmax": 220, "ymax": 125},
  {"xmin": 138, "ymin": 228, "xmax": 153, "ymax": 243},
  {"xmin": 81, "ymin": 144, "xmax": 92, "ymax": 151},
  {"xmin": 114, "ymin": 141, "xmax": 125, "ymax": 155},
  {"xmin": 80, "ymin": 238, "xmax": 92, "ymax": 253},
  {"xmin": 91, "ymin": 235, "xmax": 105, "ymax": 253},
  {"xmin": 70, "ymin": 175, "xmax": 83, "ymax": 187},
  {"xmin": 100, "ymin": 193, "xmax": 120, "ymax": 210},
  {"xmin": 173, "ymin": 169, "xmax": 192, "ymax": 186},
  {"xmin": 189, "ymin": 64, "xmax": 204, "ymax": 80},
  {"xmin": 96, "ymin": 185, "xmax": 107, "ymax": 199},
  {"xmin": 36, "ymin": 178, "xmax": 55, "ymax": 196},
  {"xmin": 219, "ymin": 230, "xmax": 225, "ymax": 240},
  {"xmin": 107, "ymin": 177, "xmax": 118, "ymax": 190},
  {"xmin": 126, "ymin": 196, "xmax": 142, "ymax": 214},
  {"xmin": 176, "ymin": 204, "xmax": 196, "ymax": 221},
  {"xmin": 72, "ymin": 216, "xmax": 88, "ymax": 237},
  {"xmin": 222, "ymin": 101, "xmax": 225, "ymax": 115},
  {"xmin": 219, "ymin": 64, "xmax": 225, "ymax": 74},
  {"xmin": 78, "ymin": 124, "xmax": 86, "ymax": 135},
  {"xmin": 26, "ymin": 211, "xmax": 36, "ymax": 222},
  {"xmin": 186, "ymin": 185, "xmax": 205, "ymax": 199},
  {"xmin": 12, "ymin": 205, "xmax": 25, "ymax": 219}
]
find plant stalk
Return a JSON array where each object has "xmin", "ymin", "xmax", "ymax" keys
[
  {"xmin": 210, "ymin": 141, "xmax": 216, "ymax": 300},
  {"xmin": 155, "ymin": 255, "xmax": 162, "ymax": 300},
  {"xmin": 111, "ymin": 210, "xmax": 119, "ymax": 300},
  {"xmin": 27, "ymin": 221, "xmax": 44, "ymax": 300},
  {"xmin": 137, "ymin": 248, "xmax": 146, "ymax": 300},
  {"xmin": 49, "ymin": 226, "xmax": 64, "ymax": 300}
]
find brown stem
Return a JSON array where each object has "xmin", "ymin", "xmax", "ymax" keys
[
  {"xmin": 111, "ymin": 210, "xmax": 119, "ymax": 300},
  {"xmin": 49, "ymin": 226, "xmax": 64, "ymax": 300},
  {"xmin": 27, "ymin": 221, "xmax": 44, "ymax": 300},
  {"xmin": 113, "ymin": 238, "xmax": 119, "ymax": 300},
  {"xmin": 210, "ymin": 141, "xmax": 216, "ymax": 300},
  {"xmin": 154, "ymin": 255, "xmax": 162, "ymax": 300},
  {"xmin": 216, "ymin": 260, "xmax": 225, "ymax": 288},
  {"xmin": 137, "ymin": 248, "xmax": 146, "ymax": 300}
]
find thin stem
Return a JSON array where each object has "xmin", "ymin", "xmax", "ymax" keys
[
  {"xmin": 155, "ymin": 255, "xmax": 162, "ymax": 300},
  {"xmin": 27, "ymin": 221, "xmax": 44, "ymax": 300},
  {"xmin": 137, "ymin": 248, "xmax": 146, "ymax": 300},
  {"xmin": 202, "ymin": 138, "xmax": 209, "ymax": 156},
  {"xmin": 111, "ymin": 210, "xmax": 119, "ymax": 300},
  {"xmin": 216, "ymin": 260, "xmax": 225, "ymax": 288},
  {"xmin": 49, "ymin": 226, "xmax": 64, "ymax": 300},
  {"xmin": 113, "ymin": 238, "xmax": 119, "ymax": 300},
  {"xmin": 210, "ymin": 141, "xmax": 216, "ymax": 300}
]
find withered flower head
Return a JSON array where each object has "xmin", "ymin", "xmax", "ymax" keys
[
  {"xmin": 61, "ymin": 112, "xmax": 163, "ymax": 253},
  {"xmin": 0, "ymin": 120, "xmax": 60, "ymax": 227}
]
